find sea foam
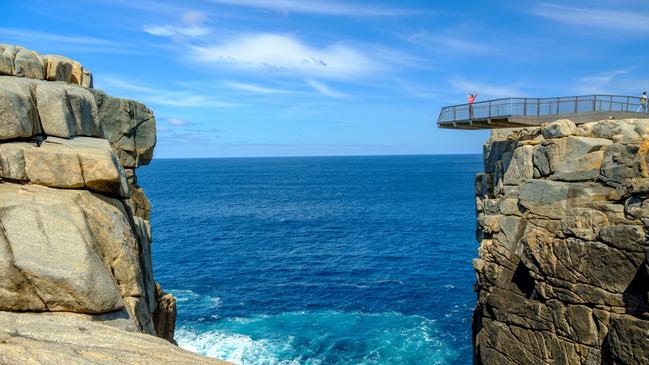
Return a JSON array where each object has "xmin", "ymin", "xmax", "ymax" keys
[{"xmin": 175, "ymin": 311, "xmax": 458, "ymax": 365}]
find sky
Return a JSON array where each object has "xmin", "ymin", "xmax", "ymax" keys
[{"xmin": 2, "ymin": 0, "xmax": 649, "ymax": 158}]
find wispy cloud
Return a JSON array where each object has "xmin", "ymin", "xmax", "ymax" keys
[
  {"xmin": 160, "ymin": 130, "xmax": 221, "ymax": 144},
  {"xmin": 395, "ymin": 79, "xmax": 438, "ymax": 99},
  {"xmin": 532, "ymin": 3, "xmax": 649, "ymax": 32},
  {"xmin": 306, "ymin": 79, "xmax": 346, "ymax": 97},
  {"xmin": 226, "ymin": 81, "xmax": 294, "ymax": 94},
  {"xmin": 576, "ymin": 69, "xmax": 631, "ymax": 94},
  {"xmin": 143, "ymin": 10, "xmax": 212, "ymax": 38},
  {"xmin": 144, "ymin": 25, "xmax": 210, "ymax": 37},
  {"xmin": 408, "ymin": 32, "xmax": 495, "ymax": 54},
  {"xmin": 209, "ymin": 0, "xmax": 418, "ymax": 17},
  {"xmin": 97, "ymin": 76, "xmax": 238, "ymax": 108},
  {"xmin": 449, "ymin": 78, "xmax": 524, "ymax": 99},
  {"xmin": 190, "ymin": 33, "xmax": 381, "ymax": 79},
  {"xmin": 181, "ymin": 10, "xmax": 209, "ymax": 25},
  {"xmin": 0, "ymin": 27, "xmax": 132, "ymax": 53},
  {"xmin": 161, "ymin": 117, "xmax": 192, "ymax": 126}
]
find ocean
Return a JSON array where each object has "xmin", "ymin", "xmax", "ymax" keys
[{"xmin": 138, "ymin": 155, "xmax": 482, "ymax": 364}]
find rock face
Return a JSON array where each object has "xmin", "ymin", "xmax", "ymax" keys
[
  {"xmin": 0, "ymin": 311, "xmax": 231, "ymax": 365},
  {"xmin": 0, "ymin": 44, "xmax": 222, "ymax": 364},
  {"xmin": 0, "ymin": 44, "xmax": 93, "ymax": 86},
  {"xmin": 474, "ymin": 118, "xmax": 649, "ymax": 364}
]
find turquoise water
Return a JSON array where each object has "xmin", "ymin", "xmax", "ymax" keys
[{"xmin": 138, "ymin": 155, "xmax": 481, "ymax": 364}]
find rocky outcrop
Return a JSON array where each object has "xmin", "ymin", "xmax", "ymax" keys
[
  {"xmin": 0, "ymin": 44, "xmax": 93, "ymax": 86},
  {"xmin": 0, "ymin": 44, "xmax": 221, "ymax": 363},
  {"xmin": 474, "ymin": 118, "xmax": 649, "ymax": 364},
  {"xmin": 0, "ymin": 311, "xmax": 230, "ymax": 364},
  {"xmin": 0, "ymin": 76, "xmax": 155, "ymax": 168}
]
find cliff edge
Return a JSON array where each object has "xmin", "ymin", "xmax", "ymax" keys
[
  {"xmin": 0, "ymin": 44, "xmax": 228, "ymax": 364},
  {"xmin": 474, "ymin": 118, "xmax": 649, "ymax": 364}
]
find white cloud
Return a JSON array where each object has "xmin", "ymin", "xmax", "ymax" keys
[
  {"xmin": 533, "ymin": 3, "xmax": 649, "ymax": 32},
  {"xmin": 429, "ymin": 36, "xmax": 494, "ymax": 54},
  {"xmin": 449, "ymin": 78, "xmax": 524, "ymax": 99},
  {"xmin": 162, "ymin": 117, "xmax": 191, "ymax": 126},
  {"xmin": 144, "ymin": 10, "xmax": 211, "ymax": 38},
  {"xmin": 209, "ymin": 0, "xmax": 417, "ymax": 17},
  {"xmin": 144, "ymin": 25, "xmax": 210, "ymax": 38},
  {"xmin": 576, "ymin": 69, "xmax": 631, "ymax": 94},
  {"xmin": 395, "ymin": 79, "xmax": 438, "ymax": 99},
  {"xmin": 190, "ymin": 33, "xmax": 381, "ymax": 79},
  {"xmin": 0, "ymin": 27, "xmax": 133, "ymax": 53},
  {"xmin": 181, "ymin": 10, "xmax": 209, "ymax": 26},
  {"xmin": 306, "ymin": 79, "xmax": 346, "ymax": 97},
  {"xmin": 97, "ymin": 76, "xmax": 238, "ymax": 108},
  {"xmin": 226, "ymin": 81, "xmax": 294, "ymax": 94}
]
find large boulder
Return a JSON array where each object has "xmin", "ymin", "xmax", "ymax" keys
[
  {"xmin": 0, "ymin": 182, "xmax": 158, "ymax": 332},
  {"xmin": 0, "ymin": 44, "xmax": 92, "ymax": 86},
  {"xmin": 93, "ymin": 89, "xmax": 157, "ymax": 167},
  {"xmin": 519, "ymin": 180, "xmax": 616, "ymax": 219},
  {"xmin": 42, "ymin": 54, "xmax": 74, "ymax": 83},
  {"xmin": 541, "ymin": 119, "xmax": 576, "ymax": 139},
  {"xmin": 0, "ymin": 76, "xmax": 155, "ymax": 167},
  {"xmin": 0, "ymin": 137, "xmax": 129, "ymax": 197},
  {"xmin": 0, "ymin": 77, "xmax": 37, "ymax": 140},
  {"xmin": 0, "ymin": 311, "xmax": 232, "ymax": 365},
  {"xmin": 0, "ymin": 44, "xmax": 18, "ymax": 75},
  {"xmin": 0, "ymin": 183, "xmax": 124, "ymax": 313},
  {"xmin": 36, "ymin": 80, "xmax": 100, "ymax": 138},
  {"xmin": 552, "ymin": 151, "xmax": 605, "ymax": 181},
  {"xmin": 14, "ymin": 47, "xmax": 44, "ymax": 80}
]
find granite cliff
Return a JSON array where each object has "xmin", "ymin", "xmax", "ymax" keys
[
  {"xmin": 474, "ymin": 118, "xmax": 649, "ymax": 364},
  {"xmin": 0, "ymin": 44, "xmax": 228, "ymax": 364}
]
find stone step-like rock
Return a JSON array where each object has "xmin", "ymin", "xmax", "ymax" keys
[
  {"xmin": 0, "ymin": 311, "xmax": 233, "ymax": 365},
  {"xmin": 0, "ymin": 136, "xmax": 129, "ymax": 197},
  {"xmin": 0, "ymin": 76, "xmax": 156, "ymax": 168},
  {"xmin": 0, "ymin": 43, "xmax": 92, "ymax": 87}
]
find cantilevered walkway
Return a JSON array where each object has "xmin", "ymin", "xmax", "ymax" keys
[{"xmin": 437, "ymin": 95, "xmax": 647, "ymax": 129}]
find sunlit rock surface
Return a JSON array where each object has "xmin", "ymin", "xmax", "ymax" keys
[
  {"xmin": 474, "ymin": 118, "xmax": 649, "ymax": 364},
  {"xmin": 0, "ymin": 44, "xmax": 229, "ymax": 364}
]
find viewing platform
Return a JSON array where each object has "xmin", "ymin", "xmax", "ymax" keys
[{"xmin": 437, "ymin": 95, "xmax": 647, "ymax": 129}]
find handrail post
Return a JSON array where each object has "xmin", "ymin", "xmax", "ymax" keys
[
  {"xmin": 524, "ymin": 98, "xmax": 527, "ymax": 116},
  {"xmin": 556, "ymin": 97, "xmax": 560, "ymax": 115},
  {"xmin": 593, "ymin": 96, "xmax": 597, "ymax": 112},
  {"xmin": 453, "ymin": 107, "xmax": 456, "ymax": 122},
  {"xmin": 574, "ymin": 96, "xmax": 579, "ymax": 114},
  {"xmin": 626, "ymin": 96, "xmax": 630, "ymax": 112},
  {"xmin": 610, "ymin": 95, "xmax": 613, "ymax": 112},
  {"xmin": 488, "ymin": 101, "xmax": 492, "ymax": 118}
]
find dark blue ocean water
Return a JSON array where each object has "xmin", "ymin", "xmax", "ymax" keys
[{"xmin": 138, "ymin": 155, "xmax": 481, "ymax": 364}]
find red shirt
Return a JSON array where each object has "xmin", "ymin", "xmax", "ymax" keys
[{"xmin": 468, "ymin": 95, "xmax": 477, "ymax": 104}]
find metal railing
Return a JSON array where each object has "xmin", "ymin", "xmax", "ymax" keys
[{"xmin": 437, "ymin": 95, "xmax": 647, "ymax": 125}]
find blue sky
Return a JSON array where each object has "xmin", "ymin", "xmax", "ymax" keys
[{"xmin": 2, "ymin": 0, "xmax": 649, "ymax": 158}]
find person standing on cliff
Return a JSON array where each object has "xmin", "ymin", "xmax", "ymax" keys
[
  {"xmin": 467, "ymin": 93, "xmax": 479, "ymax": 119},
  {"xmin": 640, "ymin": 91, "xmax": 648, "ymax": 113}
]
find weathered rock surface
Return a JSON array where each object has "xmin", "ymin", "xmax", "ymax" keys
[
  {"xmin": 474, "ymin": 118, "xmax": 649, "ymax": 364},
  {"xmin": 0, "ymin": 45, "xmax": 221, "ymax": 363},
  {"xmin": 0, "ymin": 76, "xmax": 157, "ymax": 168},
  {"xmin": 0, "ymin": 311, "xmax": 232, "ymax": 365},
  {"xmin": 0, "ymin": 44, "xmax": 92, "ymax": 86},
  {"xmin": 0, "ymin": 137, "xmax": 129, "ymax": 197}
]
